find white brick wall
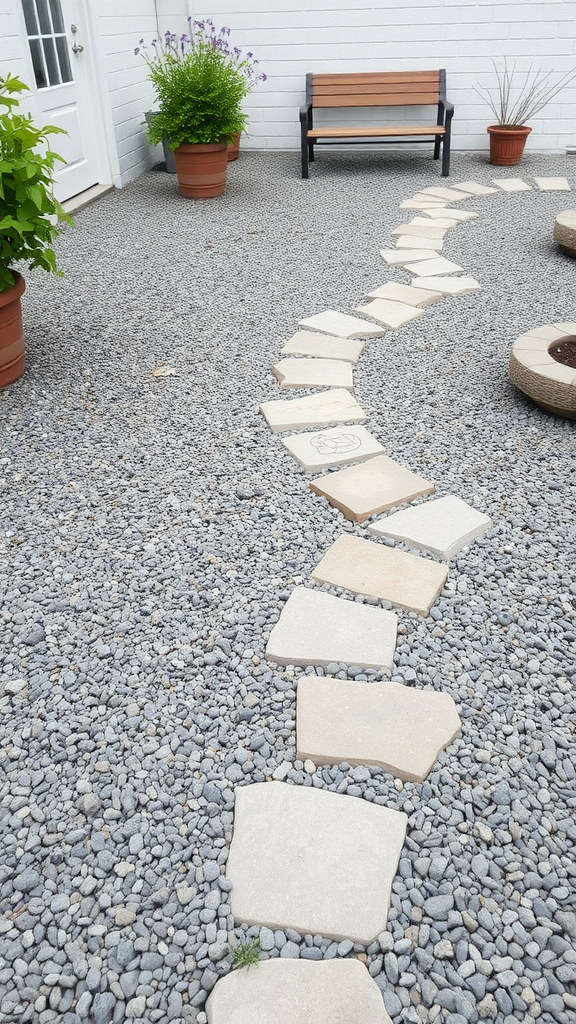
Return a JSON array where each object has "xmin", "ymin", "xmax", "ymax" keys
[{"xmin": 194, "ymin": 0, "xmax": 576, "ymax": 153}]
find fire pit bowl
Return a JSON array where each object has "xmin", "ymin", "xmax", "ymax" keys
[
  {"xmin": 509, "ymin": 323, "xmax": 576, "ymax": 420},
  {"xmin": 554, "ymin": 210, "xmax": 576, "ymax": 257}
]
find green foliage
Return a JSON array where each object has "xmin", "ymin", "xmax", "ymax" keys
[
  {"xmin": 145, "ymin": 41, "xmax": 247, "ymax": 148},
  {"xmin": 0, "ymin": 73, "xmax": 72, "ymax": 293},
  {"xmin": 231, "ymin": 938, "xmax": 260, "ymax": 970}
]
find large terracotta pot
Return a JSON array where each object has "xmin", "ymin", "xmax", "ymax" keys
[
  {"xmin": 0, "ymin": 272, "xmax": 25, "ymax": 389},
  {"xmin": 227, "ymin": 132, "xmax": 241, "ymax": 162},
  {"xmin": 487, "ymin": 125, "xmax": 532, "ymax": 166},
  {"xmin": 173, "ymin": 141, "xmax": 228, "ymax": 199}
]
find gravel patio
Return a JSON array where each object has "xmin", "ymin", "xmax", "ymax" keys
[{"xmin": 1, "ymin": 149, "xmax": 575, "ymax": 1024}]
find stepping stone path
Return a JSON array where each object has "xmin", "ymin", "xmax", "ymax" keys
[
  {"xmin": 296, "ymin": 678, "xmax": 461, "ymax": 782},
  {"xmin": 309, "ymin": 453, "xmax": 435, "ymax": 523},
  {"xmin": 281, "ymin": 424, "xmax": 384, "ymax": 470},
  {"xmin": 271, "ymin": 357, "xmax": 354, "ymax": 390},
  {"xmin": 226, "ymin": 782, "xmax": 407, "ymax": 943},
  {"xmin": 266, "ymin": 586, "xmax": 398, "ymax": 672},
  {"xmin": 368, "ymin": 495, "xmax": 493, "ymax": 559},
  {"xmin": 312, "ymin": 534, "xmax": 448, "ymax": 615},
  {"xmin": 206, "ymin": 957, "xmax": 393, "ymax": 1024},
  {"xmin": 211, "ymin": 173, "xmax": 572, "ymax": 1018}
]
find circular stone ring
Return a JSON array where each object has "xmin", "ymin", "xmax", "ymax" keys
[
  {"xmin": 509, "ymin": 323, "xmax": 576, "ymax": 420},
  {"xmin": 554, "ymin": 210, "xmax": 576, "ymax": 257}
]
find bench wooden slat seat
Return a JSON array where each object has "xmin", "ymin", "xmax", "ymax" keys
[{"xmin": 299, "ymin": 69, "xmax": 454, "ymax": 178}]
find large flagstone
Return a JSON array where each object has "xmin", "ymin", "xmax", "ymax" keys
[
  {"xmin": 366, "ymin": 281, "xmax": 443, "ymax": 306},
  {"xmin": 297, "ymin": 678, "xmax": 462, "ymax": 782},
  {"xmin": 368, "ymin": 495, "xmax": 492, "ymax": 559},
  {"xmin": 260, "ymin": 389, "xmax": 366, "ymax": 432},
  {"xmin": 282, "ymin": 424, "xmax": 384, "ymax": 470},
  {"xmin": 281, "ymin": 330, "xmax": 365, "ymax": 364},
  {"xmin": 355, "ymin": 298, "xmax": 424, "ymax": 329},
  {"xmin": 206, "ymin": 957, "xmax": 393, "ymax": 1024},
  {"xmin": 309, "ymin": 454, "xmax": 434, "ymax": 523},
  {"xmin": 226, "ymin": 782, "xmax": 407, "ymax": 943},
  {"xmin": 266, "ymin": 587, "xmax": 397, "ymax": 671},
  {"xmin": 298, "ymin": 310, "xmax": 386, "ymax": 338},
  {"xmin": 272, "ymin": 358, "xmax": 353, "ymax": 390},
  {"xmin": 404, "ymin": 256, "xmax": 465, "ymax": 276},
  {"xmin": 410, "ymin": 275, "xmax": 480, "ymax": 296},
  {"xmin": 312, "ymin": 534, "xmax": 448, "ymax": 615}
]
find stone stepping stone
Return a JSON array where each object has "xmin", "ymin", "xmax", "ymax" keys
[
  {"xmin": 400, "ymin": 198, "xmax": 448, "ymax": 210},
  {"xmin": 411, "ymin": 275, "xmax": 480, "ymax": 296},
  {"xmin": 298, "ymin": 310, "xmax": 386, "ymax": 338},
  {"xmin": 281, "ymin": 330, "xmax": 364, "ymax": 364},
  {"xmin": 451, "ymin": 180, "xmax": 499, "ymax": 196},
  {"xmin": 354, "ymin": 298, "xmax": 424, "ymax": 330},
  {"xmin": 266, "ymin": 586, "xmax": 398, "ymax": 671},
  {"xmin": 260, "ymin": 389, "xmax": 367, "ymax": 433},
  {"xmin": 391, "ymin": 221, "xmax": 448, "ymax": 238},
  {"xmin": 297, "ymin": 678, "xmax": 462, "ymax": 783},
  {"xmin": 312, "ymin": 534, "xmax": 448, "ymax": 615},
  {"xmin": 282, "ymin": 424, "xmax": 385, "ymax": 470},
  {"xmin": 226, "ymin": 781, "xmax": 407, "ymax": 943},
  {"xmin": 491, "ymin": 177, "xmax": 532, "ymax": 192},
  {"xmin": 272, "ymin": 358, "xmax": 354, "ymax": 390},
  {"xmin": 534, "ymin": 177, "xmax": 571, "ymax": 191},
  {"xmin": 367, "ymin": 281, "xmax": 443, "ymax": 306},
  {"xmin": 309, "ymin": 454, "xmax": 434, "ymax": 523},
  {"xmin": 408, "ymin": 217, "xmax": 457, "ymax": 231},
  {"xmin": 423, "ymin": 208, "xmax": 478, "ymax": 221},
  {"xmin": 380, "ymin": 248, "xmax": 440, "ymax": 265},
  {"xmin": 368, "ymin": 495, "xmax": 492, "ymax": 559},
  {"xmin": 420, "ymin": 185, "xmax": 471, "ymax": 201},
  {"xmin": 206, "ymin": 947, "xmax": 394, "ymax": 1024},
  {"xmin": 404, "ymin": 256, "xmax": 465, "ymax": 276},
  {"xmin": 395, "ymin": 234, "xmax": 444, "ymax": 251}
]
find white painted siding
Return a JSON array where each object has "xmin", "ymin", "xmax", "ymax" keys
[{"xmin": 195, "ymin": 0, "xmax": 576, "ymax": 153}]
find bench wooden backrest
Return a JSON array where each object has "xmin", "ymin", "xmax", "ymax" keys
[{"xmin": 310, "ymin": 70, "xmax": 443, "ymax": 108}]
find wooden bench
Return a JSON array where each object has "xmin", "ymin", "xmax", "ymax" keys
[{"xmin": 299, "ymin": 70, "xmax": 453, "ymax": 179}]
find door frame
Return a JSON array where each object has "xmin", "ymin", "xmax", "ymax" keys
[{"xmin": 16, "ymin": 0, "xmax": 113, "ymax": 197}]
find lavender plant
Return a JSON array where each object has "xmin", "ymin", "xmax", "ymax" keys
[
  {"xmin": 477, "ymin": 58, "xmax": 576, "ymax": 127},
  {"xmin": 136, "ymin": 20, "xmax": 266, "ymax": 149}
]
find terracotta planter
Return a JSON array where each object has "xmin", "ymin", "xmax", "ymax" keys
[
  {"xmin": 0, "ymin": 272, "xmax": 25, "ymax": 389},
  {"xmin": 227, "ymin": 132, "xmax": 241, "ymax": 162},
  {"xmin": 173, "ymin": 141, "xmax": 228, "ymax": 199},
  {"xmin": 487, "ymin": 124, "xmax": 532, "ymax": 166}
]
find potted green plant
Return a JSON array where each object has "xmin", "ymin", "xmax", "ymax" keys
[
  {"xmin": 477, "ymin": 59, "xmax": 576, "ymax": 166},
  {"xmin": 136, "ymin": 21, "xmax": 266, "ymax": 198},
  {"xmin": 0, "ymin": 74, "xmax": 72, "ymax": 388}
]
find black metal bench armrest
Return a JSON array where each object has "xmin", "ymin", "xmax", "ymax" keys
[{"xmin": 300, "ymin": 100, "xmax": 312, "ymax": 121}]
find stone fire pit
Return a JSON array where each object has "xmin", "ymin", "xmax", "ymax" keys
[
  {"xmin": 554, "ymin": 209, "xmax": 576, "ymax": 256},
  {"xmin": 509, "ymin": 323, "xmax": 576, "ymax": 419}
]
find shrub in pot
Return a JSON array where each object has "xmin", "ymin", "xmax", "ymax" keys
[
  {"xmin": 477, "ymin": 59, "xmax": 576, "ymax": 166},
  {"xmin": 0, "ymin": 74, "xmax": 72, "ymax": 388}
]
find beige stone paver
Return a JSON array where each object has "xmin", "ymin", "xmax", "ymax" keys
[
  {"xmin": 400, "ymin": 198, "xmax": 448, "ymax": 210},
  {"xmin": 260, "ymin": 389, "xmax": 366, "ymax": 433},
  {"xmin": 422, "ymin": 208, "xmax": 478, "ymax": 221},
  {"xmin": 272, "ymin": 358, "xmax": 354, "ymax": 390},
  {"xmin": 412, "ymin": 275, "xmax": 481, "ymax": 296},
  {"xmin": 380, "ymin": 248, "xmax": 439, "ymax": 266},
  {"xmin": 404, "ymin": 256, "xmax": 465, "ymax": 276},
  {"xmin": 282, "ymin": 424, "xmax": 384, "ymax": 470},
  {"xmin": 281, "ymin": 330, "xmax": 364, "ymax": 364},
  {"xmin": 391, "ymin": 221, "xmax": 448, "ymax": 238},
  {"xmin": 420, "ymin": 186, "xmax": 471, "ymax": 201},
  {"xmin": 309, "ymin": 454, "xmax": 435, "ymax": 523},
  {"xmin": 452, "ymin": 181, "xmax": 499, "ymax": 196},
  {"xmin": 366, "ymin": 281, "xmax": 443, "ymax": 306},
  {"xmin": 410, "ymin": 216, "xmax": 460, "ymax": 230},
  {"xmin": 534, "ymin": 177, "xmax": 571, "ymax": 191},
  {"xmin": 226, "ymin": 781, "xmax": 407, "ymax": 943},
  {"xmin": 312, "ymin": 534, "xmax": 448, "ymax": 614},
  {"xmin": 298, "ymin": 310, "xmax": 386, "ymax": 338},
  {"xmin": 368, "ymin": 495, "xmax": 492, "ymax": 559},
  {"xmin": 206, "ymin": 959, "xmax": 393, "ymax": 1024},
  {"xmin": 491, "ymin": 178, "xmax": 532, "ymax": 192},
  {"xmin": 395, "ymin": 234, "xmax": 444, "ymax": 251},
  {"xmin": 354, "ymin": 298, "xmax": 424, "ymax": 329},
  {"xmin": 266, "ymin": 587, "xmax": 397, "ymax": 671},
  {"xmin": 297, "ymin": 678, "xmax": 462, "ymax": 782}
]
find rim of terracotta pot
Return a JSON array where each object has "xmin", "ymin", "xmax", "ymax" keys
[
  {"xmin": 0, "ymin": 271, "xmax": 25, "ymax": 306},
  {"xmin": 487, "ymin": 124, "xmax": 532, "ymax": 136}
]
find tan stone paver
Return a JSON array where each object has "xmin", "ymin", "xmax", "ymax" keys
[
  {"xmin": 309, "ymin": 454, "xmax": 435, "ymax": 523},
  {"xmin": 272, "ymin": 358, "xmax": 354, "ymax": 390},
  {"xmin": 422, "ymin": 208, "xmax": 478, "ymax": 221},
  {"xmin": 226, "ymin": 782, "xmax": 407, "ymax": 943},
  {"xmin": 380, "ymin": 248, "xmax": 440, "ymax": 266},
  {"xmin": 297, "ymin": 678, "xmax": 462, "ymax": 782},
  {"xmin": 354, "ymin": 298, "xmax": 424, "ymax": 329},
  {"xmin": 452, "ymin": 181, "xmax": 499, "ymax": 196},
  {"xmin": 260, "ymin": 389, "xmax": 366, "ymax": 433},
  {"xmin": 282, "ymin": 424, "xmax": 384, "ymax": 470},
  {"xmin": 366, "ymin": 281, "xmax": 444, "ymax": 306},
  {"xmin": 411, "ymin": 275, "xmax": 481, "ymax": 296},
  {"xmin": 281, "ymin": 330, "xmax": 365, "ymax": 364},
  {"xmin": 395, "ymin": 234, "xmax": 444, "ymax": 251},
  {"xmin": 534, "ymin": 177, "xmax": 571, "ymax": 191},
  {"xmin": 312, "ymin": 534, "xmax": 448, "ymax": 615},
  {"xmin": 266, "ymin": 587, "xmax": 397, "ymax": 671},
  {"xmin": 420, "ymin": 186, "xmax": 471, "ymax": 201},
  {"xmin": 404, "ymin": 256, "xmax": 465, "ymax": 276},
  {"xmin": 298, "ymin": 310, "xmax": 386, "ymax": 338},
  {"xmin": 206, "ymin": 956, "xmax": 393, "ymax": 1024},
  {"xmin": 368, "ymin": 495, "xmax": 492, "ymax": 559},
  {"xmin": 491, "ymin": 178, "xmax": 532, "ymax": 192},
  {"xmin": 391, "ymin": 221, "xmax": 449, "ymax": 238},
  {"xmin": 399, "ymin": 199, "xmax": 448, "ymax": 210}
]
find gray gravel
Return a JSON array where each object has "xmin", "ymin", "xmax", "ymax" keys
[{"xmin": 1, "ymin": 149, "xmax": 576, "ymax": 1024}]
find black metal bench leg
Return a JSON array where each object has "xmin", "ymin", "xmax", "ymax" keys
[
  {"xmin": 300, "ymin": 115, "xmax": 309, "ymax": 179},
  {"xmin": 433, "ymin": 136, "xmax": 441, "ymax": 160},
  {"xmin": 441, "ymin": 132, "xmax": 451, "ymax": 177}
]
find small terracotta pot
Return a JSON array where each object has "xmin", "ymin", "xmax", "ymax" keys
[
  {"xmin": 0, "ymin": 272, "xmax": 25, "ymax": 389},
  {"xmin": 487, "ymin": 124, "xmax": 532, "ymax": 166},
  {"xmin": 227, "ymin": 132, "xmax": 241, "ymax": 162},
  {"xmin": 173, "ymin": 141, "xmax": 228, "ymax": 199}
]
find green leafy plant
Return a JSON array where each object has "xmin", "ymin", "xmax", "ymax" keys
[
  {"xmin": 138, "ymin": 21, "xmax": 255, "ymax": 148},
  {"xmin": 231, "ymin": 938, "xmax": 260, "ymax": 969},
  {"xmin": 477, "ymin": 59, "xmax": 576, "ymax": 126},
  {"xmin": 0, "ymin": 73, "xmax": 72, "ymax": 293}
]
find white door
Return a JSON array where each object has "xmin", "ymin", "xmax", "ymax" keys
[{"xmin": 21, "ymin": 0, "xmax": 104, "ymax": 201}]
